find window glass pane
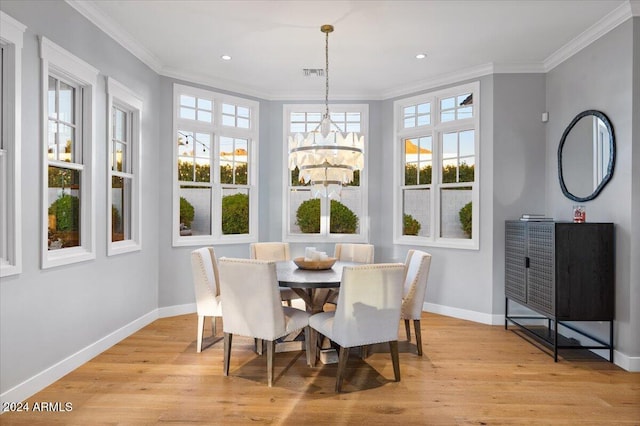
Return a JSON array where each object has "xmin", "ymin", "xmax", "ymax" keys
[
  {"xmin": 114, "ymin": 142, "xmax": 126, "ymax": 172},
  {"xmin": 237, "ymin": 106, "xmax": 249, "ymax": 118},
  {"xmin": 459, "ymin": 158, "xmax": 475, "ymax": 183},
  {"xmin": 219, "ymin": 136, "xmax": 234, "ymax": 184},
  {"xmin": 180, "ymin": 107, "xmax": 196, "ymax": 120},
  {"xmin": 330, "ymin": 193, "xmax": 360, "ymax": 235},
  {"xmin": 290, "ymin": 190, "xmax": 319, "ymax": 235},
  {"xmin": 442, "ymin": 132, "xmax": 458, "ymax": 159},
  {"xmin": 222, "ymin": 115, "xmax": 235, "ymax": 127},
  {"xmin": 403, "ymin": 188, "xmax": 429, "ymax": 237},
  {"xmin": 404, "ymin": 117, "xmax": 415, "ymax": 128},
  {"xmin": 417, "ymin": 114, "xmax": 430, "ymax": 126},
  {"xmin": 48, "ymin": 76, "xmax": 56, "ymax": 119},
  {"xmin": 58, "ymin": 124, "xmax": 75, "ymax": 163},
  {"xmin": 442, "ymin": 159, "xmax": 458, "ymax": 183},
  {"xmin": 114, "ymin": 108, "xmax": 126, "ymax": 141},
  {"xmin": 234, "ymin": 139, "xmax": 248, "ymax": 184},
  {"xmin": 195, "ymin": 133, "xmax": 210, "ymax": 158},
  {"xmin": 458, "ymin": 106, "xmax": 472, "ymax": 120},
  {"xmin": 404, "ymin": 106, "xmax": 415, "ymax": 117},
  {"xmin": 441, "ymin": 97, "xmax": 455, "ymax": 110},
  {"xmin": 417, "ymin": 103, "xmax": 430, "ymax": 114},
  {"xmin": 441, "ymin": 110, "xmax": 455, "ymax": 122},
  {"xmin": 48, "ymin": 166, "xmax": 81, "ymax": 250},
  {"xmin": 59, "ymin": 81, "xmax": 75, "ymax": 124},
  {"xmin": 345, "ymin": 122, "xmax": 360, "ymax": 132},
  {"xmin": 221, "ymin": 188, "xmax": 249, "ymax": 234},
  {"xmin": 291, "ymin": 112, "xmax": 306, "ymax": 122},
  {"xmin": 179, "ymin": 186, "xmax": 211, "ymax": 236},
  {"xmin": 197, "ymin": 98, "xmax": 212, "ymax": 111},
  {"xmin": 307, "ymin": 112, "xmax": 321, "ymax": 122},
  {"xmin": 237, "ymin": 117, "xmax": 249, "ymax": 129},
  {"xmin": 180, "ymin": 95, "xmax": 195, "ymax": 108},
  {"xmin": 440, "ymin": 187, "xmax": 472, "ymax": 239},
  {"xmin": 47, "ymin": 120, "xmax": 57, "ymax": 161},
  {"xmin": 346, "ymin": 112, "xmax": 360, "ymax": 122},
  {"xmin": 219, "ymin": 136, "xmax": 248, "ymax": 185},
  {"xmin": 459, "ymin": 130, "xmax": 475, "ymax": 156},
  {"xmin": 222, "ymin": 103, "xmax": 234, "ymax": 114},
  {"xmin": 197, "ymin": 110, "xmax": 212, "ymax": 123},
  {"xmin": 111, "ymin": 176, "xmax": 131, "ymax": 242},
  {"xmin": 458, "ymin": 94, "xmax": 472, "ymax": 106},
  {"xmin": 290, "ymin": 123, "xmax": 305, "ymax": 133}
]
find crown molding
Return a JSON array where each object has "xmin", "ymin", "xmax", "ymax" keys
[
  {"xmin": 65, "ymin": 0, "xmax": 163, "ymax": 73},
  {"xmin": 379, "ymin": 63, "xmax": 495, "ymax": 100},
  {"xmin": 544, "ymin": 0, "xmax": 635, "ymax": 72}
]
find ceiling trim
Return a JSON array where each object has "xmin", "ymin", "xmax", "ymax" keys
[
  {"xmin": 65, "ymin": 0, "xmax": 163, "ymax": 73},
  {"xmin": 544, "ymin": 0, "xmax": 635, "ymax": 72}
]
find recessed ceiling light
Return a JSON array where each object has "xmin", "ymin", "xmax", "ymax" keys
[
  {"xmin": 221, "ymin": 55, "xmax": 232, "ymax": 61},
  {"xmin": 416, "ymin": 53, "xmax": 427, "ymax": 59}
]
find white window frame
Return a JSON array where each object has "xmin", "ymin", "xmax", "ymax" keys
[
  {"xmin": 107, "ymin": 77, "xmax": 142, "ymax": 256},
  {"xmin": 393, "ymin": 82, "xmax": 480, "ymax": 250},
  {"xmin": 282, "ymin": 104, "xmax": 369, "ymax": 243},
  {"xmin": 0, "ymin": 12, "xmax": 25, "ymax": 277},
  {"xmin": 40, "ymin": 36, "xmax": 98, "ymax": 268},
  {"xmin": 172, "ymin": 83, "xmax": 259, "ymax": 246}
]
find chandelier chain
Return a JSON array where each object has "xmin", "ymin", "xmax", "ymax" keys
[{"xmin": 324, "ymin": 28, "xmax": 330, "ymax": 118}]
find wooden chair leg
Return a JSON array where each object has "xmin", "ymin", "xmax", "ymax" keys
[
  {"xmin": 267, "ymin": 340, "xmax": 275, "ymax": 387},
  {"xmin": 211, "ymin": 316, "xmax": 217, "ymax": 338},
  {"xmin": 304, "ymin": 326, "xmax": 314, "ymax": 367},
  {"xmin": 254, "ymin": 338, "xmax": 263, "ymax": 355},
  {"xmin": 335, "ymin": 346, "xmax": 349, "ymax": 393},
  {"xmin": 404, "ymin": 319, "xmax": 411, "ymax": 342},
  {"xmin": 389, "ymin": 340, "xmax": 401, "ymax": 382},
  {"xmin": 413, "ymin": 319, "xmax": 423, "ymax": 356},
  {"xmin": 197, "ymin": 315, "xmax": 205, "ymax": 353},
  {"xmin": 223, "ymin": 333, "xmax": 232, "ymax": 376},
  {"xmin": 360, "ymin": 345, "xmax": 369, "ymax": 359}
]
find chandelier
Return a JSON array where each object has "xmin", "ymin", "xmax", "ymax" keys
[{"xmin": 288, "ymin": 24, "xmax": 364, "ymax": 199}]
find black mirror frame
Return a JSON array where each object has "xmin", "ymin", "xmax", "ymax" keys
[{"xmin": 557, "ymin": 109, "xmax": 616, "ymax": 202}]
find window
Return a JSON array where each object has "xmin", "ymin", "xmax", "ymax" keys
[
  {"xmin": 40, "ymin": 36, "xmax": 98, "ymax": 268},
  {"xmin": 0, "ymin": 12, "xmax": 25, "ymax": 277},
  {"xmin": 283, "ymin": 104, "xmax": 369, "ymax": 242},
  {"xmin": 173, "ymin": 84, "xmax": 258, "ymax": 246},
  {"xmin": 394, "ymin": 82, "xmax": 479, "ymax": 249},
  {"xmin": 107, "ymin": 77, "xmax": 142, "ymax": 255}
]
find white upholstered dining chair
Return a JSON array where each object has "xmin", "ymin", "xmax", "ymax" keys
[
  {"xmin": 309, "ymin": 263, "xmax": 405, "ymax": 392},
  {"xmin": 217, "ymin": 258, "xmax": 313, "ymax": 387},
  {"xmin": 190, "ymin": 247, "xmax": 223, "ymax": 353},
  {"xmin": 401, "ymin": 250, "xmax": 432, "ymax": 356},
  {"xmin": 333, "ymin": 243, "xmax": 375, "ymax": 263},
  {"xmin": 250, "ymin": 242, "xmax": 298, "ymax": 305}
]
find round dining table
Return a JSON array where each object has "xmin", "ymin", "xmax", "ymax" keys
[{"xmin": 276, "ymin": 260, "xmax": 359, "ymax": 314}]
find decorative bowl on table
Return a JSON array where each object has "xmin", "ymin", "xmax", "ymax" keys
[{"xmin": 293, "ymin": 256, "xmax": 337, "ymax": 270}]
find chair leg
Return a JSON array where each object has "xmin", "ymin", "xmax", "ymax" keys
[
  {"xmin": 389, "ymin": 340, "xmax": 401, "ymax": 382},
  {"xmin": 211, "ymin": 316, "xmax": 217, "ymax": 338},
  {"xmin": 304, "ymin": 326, "xmax": 314, "ymax": 367},
  {"xmin": 223, "ymin": 333, "xmax": 232, "ymax": 376},
  {"xmin": 254, "ymin": 338, "xmax": 263, "ymax": 355},
  {"xmin": 360, "ymin": 345, "xmax": 369, "ymax": 359},
  {"xmin": 197, "ymin": 315, "xmax": 205, "ymax": 353},
  {"xmin": 335, "ymin": 346, "xmax": 349, "ymax": 393},
  {"xmin": 404, "ymin": 319, "xmax": 411, "ymax": 342},
  {"xmin": 267, "ymin": 340, "xmax": 275, "ymax": 387},
  {"xmin": 413, "ymin": 319, "xmax": 423, "ymax": 356}
]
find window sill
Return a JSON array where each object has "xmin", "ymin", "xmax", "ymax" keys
[{"xmin": 42, "ymin": 247, "xmax": 96, "ymax": 269}]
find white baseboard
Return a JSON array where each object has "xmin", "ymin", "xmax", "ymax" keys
[
  {"xmin": 0, "ymin": 309, "xmax": 158, "ymax": 407},
  {"xmin": 424, "ymin": 302, "xmax": 503, "ymax": 325},
  {"xmin": 157, "ymin": 303, "xmax": 195, "ymax": 318}
]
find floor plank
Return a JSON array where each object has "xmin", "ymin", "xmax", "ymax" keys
[{"xmin": 1, "ymin": 312, "xmax": 638, "ymax": 425}]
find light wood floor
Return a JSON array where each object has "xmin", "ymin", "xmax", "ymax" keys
[{"xmin": 2, "ymin": 312, "xmax": 638, "ymax": 425}]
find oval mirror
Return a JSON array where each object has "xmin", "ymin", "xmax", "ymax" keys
[{"xmin": 558, "ymin": 110, "xmax": 615, "ymax": 202}]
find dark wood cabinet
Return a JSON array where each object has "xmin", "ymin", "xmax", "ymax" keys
[{"xmin": 504, "ymin": 221, "xmax": 614, "ymax": 361}]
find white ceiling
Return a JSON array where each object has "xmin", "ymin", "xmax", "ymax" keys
[{"xmin": 67, "ymin": 0, "xmax": 636, "ymax": 100}]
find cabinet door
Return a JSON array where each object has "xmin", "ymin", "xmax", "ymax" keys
[
  {"xmin": 527, "ymin": 222, "xmax": 555, "ymax": 317},
  {"xmin": 505, "ymin": 222, "xmax": 527, "ymax": 304}
]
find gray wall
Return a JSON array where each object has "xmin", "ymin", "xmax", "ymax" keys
[
  {"xmin": 545, "ymin": 18, "xmax": 639, "ymax": 359},
  {"xmin": 0, "ymin": 1, "xmax": 161, "ymax": 395}
]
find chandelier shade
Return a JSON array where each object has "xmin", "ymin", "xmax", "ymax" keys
[{"xmin": 288, "ymin": 24, "xmax": 364, "ymax": 199}]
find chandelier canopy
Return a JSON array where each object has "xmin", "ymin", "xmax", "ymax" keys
[{"xmin": 288, "ymin": 24, "xmax": 364, "ymax": 199}]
